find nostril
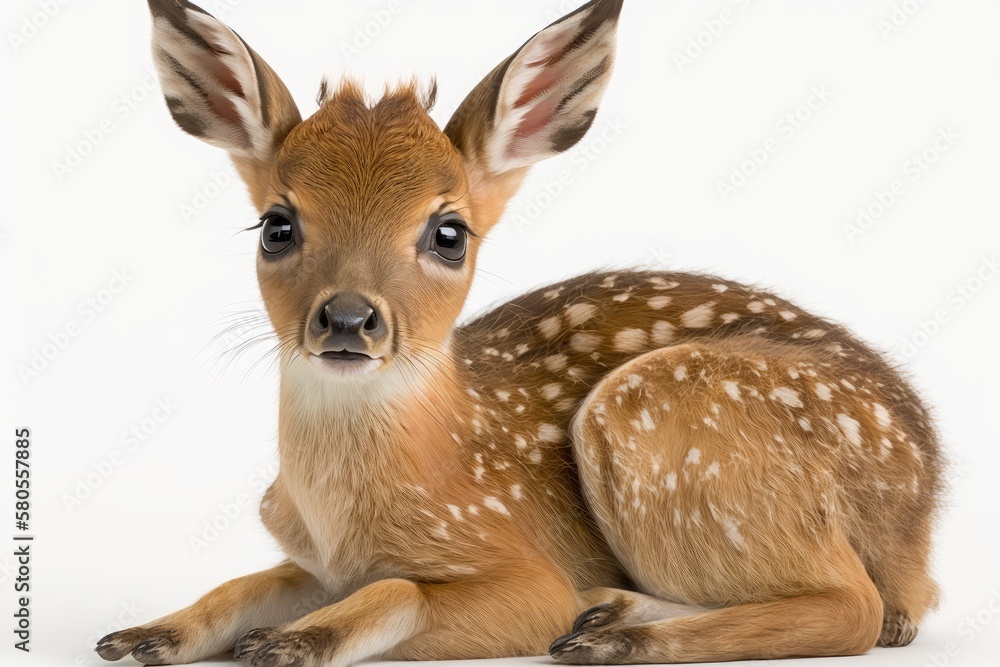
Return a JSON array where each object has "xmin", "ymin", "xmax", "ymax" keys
[
  {"xmin": 363, "ymin": 310, "xmax": 379, "ymax": 333},
  {"xmin": 318, "ymin": 308, "xmax": 330, "ymax": 330}
]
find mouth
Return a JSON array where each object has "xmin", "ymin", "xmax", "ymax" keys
[{"xmin": 308, "ymin": 350, "xmax": 384, "ymax": 377}]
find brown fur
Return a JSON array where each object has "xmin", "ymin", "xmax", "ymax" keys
[{"xmin": 101, "ymin": 1, "xmax": 942, "ymax": 665}]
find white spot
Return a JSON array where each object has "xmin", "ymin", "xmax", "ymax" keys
[
  {"xmin": 510, "ymin": 484, "xmax": 523, "ymax": 500},
  {"xmin": 544, "ymin": 288, "xmax": 563, "ymax": 300},
  {"xmin": 841, "ymin": 379, "xmax": 856, "ymax": 391},
  {"xmin": 495, "ymin": 390, "xmax": 510, "ymax": 401},
  {"xmin": 788, "ymin": 368, "xmax": 801, "ymax": 380},
  {"xmin": 649, "ymin": 277, "xmax": 680, "ymax": 289},
  {"xmin": 723, "ymin": 381, "xmax": 742, "ymax": 401},
  {"xmin": 570, "ymin": 332, "xmax": 601, "ymax": 353},
  {"xmin": 544, "ymin": 354, "xmax": 568, "ymax": 372},
  {"xmin": 769, "ymin": 387, "xmax": 803, "ymax": 408},
  {"xmin": 539, "ymin": 316, "xmax": 561, "ymax": 339},
  {"xmin": 515, "ymin": 405, "xmax": 526, "ymax": 413},
  {"xmin": 541, "ymin": 383, "xmax": 563, "ymax": 400},
  {"xmin": 467, "ymin": 505, "xmax": 479, "ymax": 515},
  {"xmin": 747, "ymin": 301, "xmax": 766, "ymax": 313},
  {"xmin": 529, "ymin": 448, "xmax": 543, "ymax": 464},
  {"xmin": 447, "ymin": 504, "xmax": 463, "ymax": 521},
  {"xmin": 514, "ymin": 435, "xmax": 528, "ymax": 450},
  {"xmin": 651, "ymin": 321, "xmax": 676, "ymax": 346},
  {"xmin": 483, "ymin": 347, "xmax": 499, "ymax": 357},
  {"xmin": 720, "ymin": 312, "xmax": 740, "ymax": 324},
  {"xmin": 798, "ymin": 417, "xmax": 812, "ymax": 432},
  {"xmin": 779, "ymin": 310, "xmax": 797, "ymax": 321},
  {"xmin": 466, "ymin": 388, "xmax": 481, "ymax": 399},
  {"xmin": 814, "ymin": 383, "xmax": 833, "ymax": 401},
  {"xmin": 565, "ymin": 302, "xmax": 598, "ymax": 327},
  {"xmin": 837, "ymin": 414, "xmax": 863, "ymax": 447},
  {"xmin": 432, "ymin": 522, "xmax": 450, "ymax": 540},
  {"xmin": 538, "ymin": 423, "xmax": 562, "ymax": 442},
  {"xmin": 627, "ymin": 374, "xmax": 644, "ymax": 388},
  {"xmin": 872, "ymin": 403, "xmax": 891, "ymax": 428},
  {"xmin": 612, "ymin": 292, "xmax": 630, "ymax": 302},
  {"xmin": 665, "ymin": 472, "xmax": 677, "ymax": 491},
  {"xmin": 712, "ymin": 284, "xmax": 729, "ymax": 293},
  {"xmin": 614, "ymin": 328, "xmax": 648, "ymax": 352},
  {"xmin": 803, "ymin": 329, "xmax": 826, "ymax": 339},
  {"xmin": 681, "ymin": 301, "xmax": 716, "ymax": 328},
  {"xmin": 640, "ymin": 409, "xmax": 656, "ymax": 431},
  {"xmin": 483, "ymin": 496, "xmax": 510, "ymax": 516},
  {"xmin": 648, "ymin": 295, "xmax": 671, "ymax": 310},
  {"xmin": 723, "ymin": 518, "xmax": 746, "ymax": 550},
  {"xmin": 685, "ymin": 448, "xmax": 701, "ymax": 465},
  {"xmin": 704, "ymin": 462, "xmax": 720, "ymax": 478},
  {"xmin": 515, "ymin": 343, "xmax": 530, "ymax": 356},
  {"xmin": 674, "ymin": 364, "xmax": 688, "ymax": 381}
]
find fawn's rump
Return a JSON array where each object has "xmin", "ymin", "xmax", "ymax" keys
[{"xmin": 460, "ymin": 270, "xmax": 941, "ymax": 649}]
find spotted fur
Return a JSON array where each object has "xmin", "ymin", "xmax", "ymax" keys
[{"xmin": 102, "ymin": 1, "xmax": 941, "ymax": 665}]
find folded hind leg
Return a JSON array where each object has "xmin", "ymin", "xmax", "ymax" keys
[{"xmin": 559, "ymin": 342, "xmax": 885, "ymax": 663}]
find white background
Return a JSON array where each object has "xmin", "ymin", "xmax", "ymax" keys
[{"xmin": 3, "ymin": 0, "xmax": 999, "ymax": 666}]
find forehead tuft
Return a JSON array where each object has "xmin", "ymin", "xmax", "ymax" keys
[{"xmin": 273, "ymin": 79, "xmax": 461, "ymax": 216}]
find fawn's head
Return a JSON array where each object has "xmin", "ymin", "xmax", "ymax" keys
[{"xmin": 148, "ymin": 0, "xmax": 623, "ymax": 381}]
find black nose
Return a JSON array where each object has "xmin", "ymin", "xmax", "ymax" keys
[{"xmin": 310, "ymin": 292, "xmax": 387, "ymax": 352}]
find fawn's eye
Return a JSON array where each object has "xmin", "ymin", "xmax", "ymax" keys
[
  {"xmin": 260, "ymin": 212, "xmax": 295, "ymax": 255},
  {"xmin": 433, "ymin": 224, "xmax": 467, "ymax": 261},
  {"xmin": 430, "ymin": 221, "xmax": 468, "ymax": 263}
]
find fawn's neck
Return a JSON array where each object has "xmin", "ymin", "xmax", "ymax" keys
[{"xmin": 276, "ymin": 346, "xmax": 471, "ymax": 490}]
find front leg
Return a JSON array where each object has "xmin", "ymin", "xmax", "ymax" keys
[
  {"xmin": 96, "ymin": 561, "xmax": 330, "ymax": 665},
  {"xmin": 236, "ymin": 560, "xmax": 579, "ymax": 667}
]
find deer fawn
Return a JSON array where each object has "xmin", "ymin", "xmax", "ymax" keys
[{"xmin": 97, "ymin": 0, "xmax": 942, "ymax": 664}]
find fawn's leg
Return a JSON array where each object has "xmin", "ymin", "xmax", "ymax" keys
[
  {"xmin": 234, "ymin": 559, "xmax": 578, "ymax": 667},
  {"xmin": 573, "ymin": 588, "xmax": 704, "ymax": 632},
  {"xmin": 554, "ymin": 342, "xmax": 894, "ymax": 663},
  {"xmin": 866, "ymin": 512, "xmax": 940, "ymax": 647},
  {"xmin": 96, "ymin": 561, "xmax": 329, "ymax": 665}
]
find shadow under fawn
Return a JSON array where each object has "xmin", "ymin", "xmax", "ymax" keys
[{"xmin": 97, "ymin": 0, "xmax": 942, "ymax": 664}]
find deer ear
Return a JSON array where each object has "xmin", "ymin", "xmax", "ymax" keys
[
  {"xmin": 147, "ymin": 0, "xmax": 301, "ymax": 163},
  {"xmin": 445, "ymin": 0, "xmax": 623, "ymax": 178}
]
